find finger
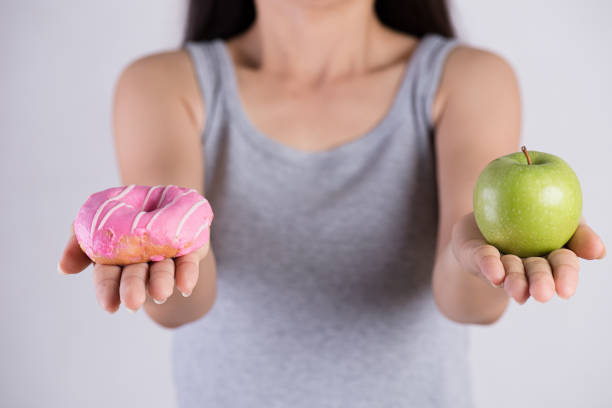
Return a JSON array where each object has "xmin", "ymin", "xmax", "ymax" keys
[
  {"xmin": 175, "ymin": 251, "xmax": 201, "ymax": 297},
  {"xmin": 148, "ymin": 259, "xmax": 175, "ymax": 304},
  {"xmin": 501, "ymin": 254, "xmax": 529, "ymax": 304},
  {"xmin": 566, "ymin": 221, "xmax": 606, "ymax": 260},
  {"xmin": 547, "ymin": 248, "xmax": 580, "ymax": 299},
  {"xmin": 458, "ymin": 241, "xmax": 505, "ymax": 287},
  {"xmin": 93, "ymin": 263, "xmax": 122, "ymax": 313},
  {"xmin": 523, "ymin": 257, "xmax": 555, "ymax": 302},
  {"xmin": 58, "ymin": 225, "xmax": 91, "ymax": 275},
  {"xmin": 451, "ymin": 213, "xmax": 505, "ymax": 286},
  {"xmin": 120, "ymin": 263, "xmax": 149, "ymax": 312}
]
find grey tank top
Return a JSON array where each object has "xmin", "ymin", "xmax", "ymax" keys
[{"xmin": 173, "ymin": 34, "xmax": 472, "ymax": 408}]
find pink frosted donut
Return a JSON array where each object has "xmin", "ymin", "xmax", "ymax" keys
[{"xmin": 74, "ymin": 185, "xmax": 213, "ymax": 265}]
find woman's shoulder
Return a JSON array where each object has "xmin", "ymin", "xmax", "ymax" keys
[
  {"xmin": 118, "ymin": 49, "xmax": 196, "ymax": 90},
  {"xmin": 432, "ymin": 41, "xmax": 519, "ymax": 126},
  {"xmin": 115, "ymin": 49, "xmax": 204, "ymax": 130},
  {"xmin": 442, "ymin": 43, "xmax": 517, "ymax": 82}
]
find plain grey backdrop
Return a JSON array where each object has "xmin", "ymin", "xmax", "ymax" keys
[{"xmin": 1, "ymin": 1, "xmax": 611, "ymax": 406}]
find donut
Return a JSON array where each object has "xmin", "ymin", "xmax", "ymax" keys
[{"xmin": 74, "ymin": 185, "xmax": 213, "ymax": 265}]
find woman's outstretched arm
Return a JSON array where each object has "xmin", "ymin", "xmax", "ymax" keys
[
  {"xmin": 112, "ymin": 50, "xmax": 215, "ymax": 328},
  {"xmin": 58, "ymin": 50, "xmax": 214, "ymax": 328},
  {"xmin": 430, "ymin": 46, "xmax": 605, "ymax": 325}
]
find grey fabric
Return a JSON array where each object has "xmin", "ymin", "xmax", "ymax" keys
[{"xmin": 173, "ymin": 34, "xmax": 473, "ymax": 407}]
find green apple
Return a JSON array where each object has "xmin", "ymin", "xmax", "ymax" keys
[{"xmin": 473, "ymin": 146, "xmax": 582, "ymax": 258}]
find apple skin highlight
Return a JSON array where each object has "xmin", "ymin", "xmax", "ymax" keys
[{"xmin": 473, "ymin": 149, "xmax": 582, "ymax": 258}]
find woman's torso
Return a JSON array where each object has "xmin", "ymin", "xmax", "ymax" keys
[{"xmin": 171, "ymin": 33, "xmax": 473, "ymax": 407}]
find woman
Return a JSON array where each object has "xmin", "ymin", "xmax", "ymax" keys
[{"xmin": 58, "ymin": 0, "xmax": 606, "ymax": 406}]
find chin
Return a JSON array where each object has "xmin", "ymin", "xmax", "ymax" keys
[{"xmin": 261, "ymin": 0, "xmax": 366, "ymax": 10}]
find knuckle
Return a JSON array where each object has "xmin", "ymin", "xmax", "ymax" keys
[
  {"xmin": 474, "ymin": 244, "xmax": 499, "ymax": 260},
  {"xmin": 176, "ymin": 258, "xmax": 199, "ymax": 271},
  {"xmin": 121, "ymin": 274, "xmax": 146, "ymax": 288},
  {"xmin": 501, "ymin": 254, "xmax": 521, "ymax": 263},
  {"xmin": 530, "ymin": 270, "xmax": 552, "ymax": 281},
  {"xmin": 92, "ymin": 263, "xmax": 105, "ymax": 276},
  {"xmin": 501, "ymin": 255, "xmax": 523, "ymax": 274},
  {"xmin": 530, "ymin": 273, "xmax": 553, "ymax": 287},
  {"xmin": 552, "ymin": 262, "xmax": 578, "ymax": 274},
  {"xmin": 523, "ymin": 257, "xmax": 550, "ymax": 271},
  {"xmin": 557, "ymin": 257, "xmax": 580, "ymax": 270},
  {"xmin": 178, "ymin": 254, "xmax": 198, "ymax": 266},
  {"xmin": 95, "ymin": 276, "xmax": 119, "ymax": 292},
  {"xmin": 506, "ymin": 270, "xmax": 526, "ymax": 282},
  {"xmin": 148, "ymin": 276, "xmax": 174, "ymax": 297},
  {"xmin": 547, "ymin": 248, "xmax": 576, "ymax": 262},
  {"xmin": 150, "ymin": 262, "xmax": 174, "ymax": 278},
  {"xmin": 156, "ymin": 258, "xmax": 174, "ymax": 266},
  {"xmin": 522, "ymin": 256, "xmax": 542, "ymax": 265}
]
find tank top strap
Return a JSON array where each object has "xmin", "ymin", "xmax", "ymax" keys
[
  {"xmin": 402, "ymin": 34, "xmax": 460, "ymax": 136},
  {"xmin": 184, "ymin": 39, "xmax": 228, "ymax": 146}
]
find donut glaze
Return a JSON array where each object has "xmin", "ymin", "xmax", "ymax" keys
[{"xmin": 74, "ymin": 185, "xmax": 213, "ymax": 265}]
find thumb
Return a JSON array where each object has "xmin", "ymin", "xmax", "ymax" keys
[
  {"xmin": 57, "ymin": 223, "xmax": 92, "ymax": 275},
  {"xmin": 451, "ymin": 213, "xmax": 506, "ymax": 287}
]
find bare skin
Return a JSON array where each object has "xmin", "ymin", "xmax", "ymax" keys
[{"xmin": 58, "ymin": 0, "xmax": 606, "ymax": 327}]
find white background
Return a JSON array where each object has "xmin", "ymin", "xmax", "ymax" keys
[{"xmin": 1, "ymin": 1, "xmax": 611, "ymax": 406}]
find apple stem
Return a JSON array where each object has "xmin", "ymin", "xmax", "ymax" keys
[{"xmin": 521, "ymin": 145, "xmax": 532, "ymax": 165}]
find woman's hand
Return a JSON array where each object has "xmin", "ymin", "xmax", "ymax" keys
[
  {"xmin": 450, "ymin": 212, "xmax": 606, "ymax": 304},
  {"xmin": 57, "ymin": 223, "xmax": 211, "ymax": 313}
]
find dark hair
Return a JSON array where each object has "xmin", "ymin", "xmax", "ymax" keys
[{"xmin": 183, "ymin": 0, "xmax": 455, "ymax": 44}]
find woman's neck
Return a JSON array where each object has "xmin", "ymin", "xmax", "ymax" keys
[{"xmin": 234, "ymin": 0, "xmax": 390, "ymax": 84}]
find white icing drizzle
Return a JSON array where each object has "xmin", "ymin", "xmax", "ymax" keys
[
  {"xmin": 130, "ymin": 211, "xmax": 146, "ymax": 234},
  {"xmin": 174, "ymin": 200, "xmax": 206, "ymax": 240},
  {"xmin": 192, "ymin": 220, "xmax": 209, "ymax": 241},
  {"xmin": 145, "ymin": 189, "xmax": 197, "ymax": 231},
  {"xmin": 89, "ymin": 184, "xmax": 136, "ymax": 239},
  {"xmin": 97, "ymin": 202, "xmax": 127, "ymax": 231},
  {"xmin": 156, "ymin": 185, "xmax": 173, "ymax": 209},
  {"xmin": 142, "ymin": 185, "xmax": 161, "ymax": 210}
]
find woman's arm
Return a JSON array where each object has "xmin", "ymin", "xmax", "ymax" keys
[
  {"xmin": 431, "ymin": 47, "xmax": 606, "ymax": 325},
  {"xmin": 431, "ymin": 47, "xmax": 519, "ymax": 325},
  {"xmin": 111, "ymin": 50, "xmax": 216, "ymax": 328}
]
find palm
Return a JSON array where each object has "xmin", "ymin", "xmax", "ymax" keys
[
  {"xmin": 452, "ymin": 212, "xmax": 606, "ymax": 304},
  {"xmin": 58, "ymin": 224, "xmax": 210, "ymax": 312}
]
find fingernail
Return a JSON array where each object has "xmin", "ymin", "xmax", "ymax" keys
[
  {"xmin": 57, "ymin": 262, "xmax": 68, "ymax": 275},
  {"xmin": 490, "ymin": 281, "xmax": 503, "ymax": 289},
  {"xmin": 180, "ymin": 290, "xmax": 191, "ymax": 298},
  {"xmin": 153, "ymin": 297, "xmax": 167, "ymax": 305},
  {"xmin": 126, "ymin": 307, "xmax": 137, "ymax": 313}
]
